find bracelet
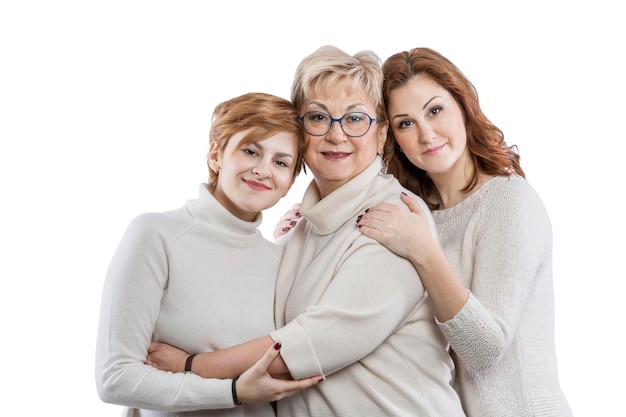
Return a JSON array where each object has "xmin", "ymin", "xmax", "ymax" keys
[
  {"xmin": 184, "ymin": 354, "xmax": 197, "ymax": 373},
  {"xmin": 231, "ymin": 376, "xmax": 242, "ymax": 406}
]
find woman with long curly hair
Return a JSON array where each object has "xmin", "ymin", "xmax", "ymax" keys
[{"xmin": 357, "ymin": 47, "xmax": 572, "ymax": 417}]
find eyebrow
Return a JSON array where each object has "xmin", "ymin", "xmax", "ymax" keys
[
  {"xmin": 251, "ymin": 142, "xmax": 294, "ymax": 160},
  {"xmin": 307, "ymin": 101, "xmax": 370, "ymax": 114},
  {"xmin": 390, "ymin": 96, "xmax": 441, "ymax": 120},
  {"xmin": 423, "ymin": 96, "xmax": 440, "ymax": 110}
]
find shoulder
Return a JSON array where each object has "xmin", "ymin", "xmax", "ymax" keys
[
  {"xmin": 373, "ymin": 173, "xmax": 430, "ymax": 208},
  {"xmin": 124, "ymin": 208, "xmax": 193, "ymax": 241},
  {"xmin": 478, "ymin": 176, "xmax": 551, "ymax": 235},
  {"xmin": 482, "ymin": 175, "xmax": 546, "ymax": 214}
]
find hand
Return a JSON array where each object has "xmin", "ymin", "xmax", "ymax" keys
[
  {"xmin": 272, "ymin": 203, "xmax": 301, "ymax": 239},
  {"xmin": 146, "ymin": 342, "xmax": 189, "ymax": 373},
  {"xmin": 357, "ymin": 193, "xmax": 436, "ymax": 265},
  {"xmin": 236, "ymin": 343, "xmax": 323, "ymax": 403}
]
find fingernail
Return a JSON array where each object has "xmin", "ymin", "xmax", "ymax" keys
[
  {"xmin": 356, "ymin": 214, "xmax": 362, "ymax": 223},
  {"xmin": 401, "ymin": 192, "xmax": 407, "ymax": 196},
  {"xmin": 318, "ymin": 377, "xmax": 324, "ymax": 382},
  {"xmin": 282, "ymin": 228, "xmax": 288, "ymax": 232},
  {"xmin": 295, "ymin": 212, "xmax": 301, "ymax": 217},
  {"xmin": 290, "ymin": 221, "xmax": 296, "ymax": 226},
  {"xmin": 274, "ymin": 342, "xmax": 282, "ymax": 350},
  {"xmin": 365, "ymin": 208, "xmax": 370, "ymax": 213}
]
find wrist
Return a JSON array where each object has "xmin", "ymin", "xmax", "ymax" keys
[
  {"xmin": 231, "ymin": 376, "xmax": 242, "ymax": 406},
  {"xmin": 184, "ymin": 354, "xmax": 197, "ymax": 373}
]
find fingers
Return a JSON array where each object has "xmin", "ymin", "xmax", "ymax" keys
[
  {"xmin": 251, "ymin": 342, "xmax": 283, "ymax": 373},
  {"xmin": 237, "ymin": 342, "xmax": 323, "ymax": 403},
  {"xmin": 279, "ymin": 204, "xmax": 301, "ymax": 221},
  {"xmin": 273, "ymin": 221, "xmax": 295, "ymax": 239},
  {"xmin": 272, "ymin": 375, "xmax": 324, "ymax": 401},
  {"xmin": 273, "ymin": 205, "xmax": 302, "ymax": 239},
  {"xmin": 400, "ymin": 192, "xmax": 424, "ymax": 214}
]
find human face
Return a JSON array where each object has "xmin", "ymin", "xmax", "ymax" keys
[
  {"xmin": 388, "ymin": 75, "xmax": 469, "ymax": 182},
  {"xmin": 209, "ymin": 130, "xmax": 298, "ymax": 221},
  {"xmin": 302, "ymin": 86, "xmax": 387, "ymax": 198}
]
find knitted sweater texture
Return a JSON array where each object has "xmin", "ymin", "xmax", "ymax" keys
[
  {"xmin": 434, "ymin": 176, "xmax": 572, "ymax": 417},
  {"xmin": 271, "ymin": 158, "xmax": 466, "ymax": 417},
  {"xmin": 96, "ymin": 184, "xmax": 280, "ymax": 416}
]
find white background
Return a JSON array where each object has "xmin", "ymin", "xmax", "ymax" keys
[{"xmin": 1, "ymin": 1, "xmax": 623, "ymax": 415}]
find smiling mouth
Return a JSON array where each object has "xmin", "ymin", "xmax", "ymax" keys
[
  {"xmin": 322, "ymin": 151, "xmax": 351, "ymax": 158},
  {"xmin": 423, "ymin": 144, "xmax": 445, "ymax": 156},
  {"xmin": 243, "ymin": 179, "xmax": 271, "ymax": 191}
]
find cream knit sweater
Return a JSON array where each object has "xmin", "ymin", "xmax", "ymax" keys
[
  {"xmin": 271, "ymin": 158, "xmax": 466, "ymax": 417},
  {"xmin": 96, "ymin": 184, "xmax": 280, "ymax": 416},
  {"xmin": 434, "ymin": 176, "xmax": 572, "ymax": 417}
]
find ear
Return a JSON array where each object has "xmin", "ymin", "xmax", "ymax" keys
[
  {"xmin": 207, "ymin": 142, "xmax": 221, "ymax": 173},
  {"xmin": 377, "ymin": 120, "xmax": 389, "ymax": 155}
]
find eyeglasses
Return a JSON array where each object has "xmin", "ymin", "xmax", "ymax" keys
[{"xmin": 300, "ymin": 111, "xmax": 381, "ymax": 138}]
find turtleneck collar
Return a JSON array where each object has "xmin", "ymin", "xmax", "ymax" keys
[
  {"xmin": 301, "ymin": 156, "xmax": 391, "ymax": 235},
  {"xmin": 185, "ymin": 183, "xmax": 263, "ymax": 235}
]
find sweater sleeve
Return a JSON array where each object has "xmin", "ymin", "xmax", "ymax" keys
[
  {"xmin": 436, "ymin": 179, "xmax": 552, "ymax": 376},
  {"xmin": 95, "ymin": 214, "xmax": 234, "ymax": 411},
  {"xmin": 271, "ymin": 238, "xmax": 428, "ymax": 379}
]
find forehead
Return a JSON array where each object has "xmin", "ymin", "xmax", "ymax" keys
[
  {"xmin": 306, "ymin": 83, "xmax": 375, "ymax": 113},
  {"xmin": 389, "ymin": 75, "xmax": 450, "ymax": 105}
]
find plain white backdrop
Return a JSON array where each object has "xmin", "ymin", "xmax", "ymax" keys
[{"xmin": 1, "ymin": 1, "xmax": 623, "ymax": 415}]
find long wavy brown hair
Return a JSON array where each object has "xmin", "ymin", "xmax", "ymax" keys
[{"xmin": 382, "ymin": 48, "xmax": 524, "ymax": 209}]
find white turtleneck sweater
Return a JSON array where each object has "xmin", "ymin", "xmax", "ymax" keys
[
  {"xmin": 96, "ymin": 184, "xmax": 280, "ymax": 417},
  {"xmin": 270, "ymin": 157, "xmax": 466, "ymax": 417},
  {"xmin": 434, "ymin": 175, "xmax": 572, "ymax": 417}
]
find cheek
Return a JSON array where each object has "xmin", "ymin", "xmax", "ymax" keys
[
  {"xmin": 450, "ymin": 123, "xmax": 468, "ymax": 149},
  {"xmin": 276, "ymin": 171, "xmax": 296, "ymax": 192},
  {"xmin": 303, "ymin": 146, "xmax": 318, "ymax": 167},
  {"xmin": 394, "ymin": 134, "xmax": 412, "ymax": 153}
]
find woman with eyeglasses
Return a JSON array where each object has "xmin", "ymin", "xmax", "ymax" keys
[{"xmin": 146, "ymin": 45, "xmax": 466, "ymax": 416}]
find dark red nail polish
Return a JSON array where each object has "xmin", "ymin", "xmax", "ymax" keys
[
  {"xmin": 290, "ymin": 221, "xmax": 296, "ymax": 226},
  {"xmin": 356, "ymin": 214, "xmax": 362, "ymax": 222},
  {"xmin": 282, "ymin": 228, "xmax": 288, "ymax": 232},
  {"xmin": 295, "ymin": 212, "xmax": 301, "ymax": 217},
  {"xmin": 274, "ymin": 342, "xmax": 282, "ymax": 350},
  {"xmin": 365, "ymin": 208, "xmax": 370, "ymax": 213}
]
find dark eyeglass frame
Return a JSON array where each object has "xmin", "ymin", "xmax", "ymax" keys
[{"xmin": 299, "ymin": 111, "xmax": 382, "ymax": 138}]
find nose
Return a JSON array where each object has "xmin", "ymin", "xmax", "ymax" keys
[
  {"xmin": 252, "ymin": 159, "xmax": 272, "ymax": 178},
  {"xmin": 417, "ymin": 120, "xmax": 436, "ymax": 144},
  {"xmin": 325, "ymin": 120, "xmax": 347, "ymax": 144}
]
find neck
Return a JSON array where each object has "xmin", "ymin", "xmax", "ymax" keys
[{"xmin": 430, "ymin": 163, "xmax": 490, "ymax": 209}]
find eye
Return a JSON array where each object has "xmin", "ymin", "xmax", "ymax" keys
[
  {"xmin": 306, "ymin": 112, "xmax": 330, "ymax": 124},
  {"xmin": 274, "ymin": 159, "xmax": 289, "ymax": 168},
  {"xmin": 344, "ymin": 112, "xmax": 366, "ymax": 124},
  {"xmin": 242, "ymin": 148, "xmax": 259, "ymax": 157},
  {"xmin": 397, "ymin": 120, "xmax": 413, "ymax": 129},
  {"xmin": 428, "ymin": 106, "xmax": 442, "ymax": 117}
]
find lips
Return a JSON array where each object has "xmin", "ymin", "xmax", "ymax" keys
[
  {"xmin": 243, "ymin": 179, "xmax": 271, "ymax": 191},
  {"xmin": 422, "ymin": 144, "xmax": 445, "ymax": 156},
  {"xmin": 321, "ymin": 151, "xmax": 351, "ymax": 159}
]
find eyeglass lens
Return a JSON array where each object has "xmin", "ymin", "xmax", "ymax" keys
[{"xmin": 302, "ymin": 111, "xmax": 374, "ymax": 137}]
